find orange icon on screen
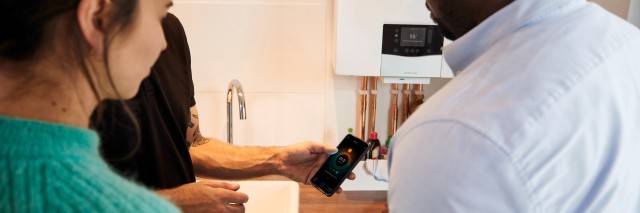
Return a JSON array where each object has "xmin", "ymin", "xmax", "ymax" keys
[{"xmin": 348, "ymin": 148, "xmax": 352, "ymax": 153}]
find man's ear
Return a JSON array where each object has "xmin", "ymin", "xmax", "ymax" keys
[{"xmin": 76, "ymin": 0, "xmax": 113, "ymax": 54}]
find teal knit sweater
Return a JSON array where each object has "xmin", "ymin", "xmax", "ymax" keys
[{"xmin": 0, "ymin": 116, "xmax": 180, "ymax": 212}]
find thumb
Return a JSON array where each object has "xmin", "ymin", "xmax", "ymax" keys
[{"xmin": 307, "ymin": 142, "xmax": 338, "ymax": 154}]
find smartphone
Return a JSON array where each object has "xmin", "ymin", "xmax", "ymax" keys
[{"xmin": 310, "ymin": 134, "xmax": 369, "ymax": 197}]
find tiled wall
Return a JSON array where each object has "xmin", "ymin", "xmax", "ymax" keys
[{"xmin": 171, "ymin": 0, "xmax": 332, "ymax": 146}]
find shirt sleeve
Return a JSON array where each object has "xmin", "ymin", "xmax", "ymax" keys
[
  {"xmin": 388, "ymin": 121, "xmax": 531, "ymax": 212},
  {"xmin": 183, "ymin": 28, "xmax": 195, "ymax": 108},
  {"xmin": 165, "ymin": 13, "xmax": 196, "ymax": 107},
  {"xmin": 180, "ymin": 17, "xmax": 196, "ymax": 108}
]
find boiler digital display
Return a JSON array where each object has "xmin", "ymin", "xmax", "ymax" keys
[
  {"xmin": 400, "ymin": 27, "xmax": 428, "ymax": 47},
  {"xmin": 381, "ymin": 24, "xmax": 443, "ymax": 57}
]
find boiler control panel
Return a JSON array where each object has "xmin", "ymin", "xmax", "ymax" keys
[{"xmin": 381, "ymin": 24, "xmax": 443, "ymax": 57}]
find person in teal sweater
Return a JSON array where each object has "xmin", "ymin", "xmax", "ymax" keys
[{"xmin": 0, "ymin": 0, "xmax": 181, "ymax": 212}]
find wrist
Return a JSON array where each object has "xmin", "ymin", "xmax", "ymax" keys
[
  {"xmin": 270, "ymin": 146, "xmax": 287, "ymax": 175},
  {"xmin": 156, "ymin": 188, "xmax": 180, "ymax": 203}
]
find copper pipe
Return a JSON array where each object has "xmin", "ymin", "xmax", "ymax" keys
[
  {"xmin": 401, "ymin": 84, "xmax": 411, "ymax": 124},
  {"xmin": 357, "ymin": 76, "xmax": 369, "ymax": 140},
  {"xmin": 415, "ymin": 84, "xmax": 425, "ymax": 104},
  {"xmin": 367, "ymin": 77, "xmax": 378, "ymax": 135},
  {"xmin": 409, "ymin": 84, "xmax": 425, "ymax": 116},
  {"xmin": 388, "ymin": 83, "xmax": 399, "ymax": 137}
]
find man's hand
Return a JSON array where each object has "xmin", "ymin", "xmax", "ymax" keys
[
  {"xmin": 276, "ymin": 142, "xmax": 356, "ymax": 194},
  {"xmin": 157, "ymin": 180, "xmax": 249, "ymax": 213}
]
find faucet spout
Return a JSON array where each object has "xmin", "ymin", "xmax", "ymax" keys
[{"xmin": 227, "ymin": 79, "xmax": 246, "ymax": 144}]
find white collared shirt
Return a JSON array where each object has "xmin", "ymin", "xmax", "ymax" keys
[{"xmin": 388, "ymin": 0, "xmax": 640, "ymax": 212}]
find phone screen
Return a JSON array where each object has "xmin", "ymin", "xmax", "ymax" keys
[{"xmin": 311, "ymin": 134, "xmax": 369, "ymax": 196}]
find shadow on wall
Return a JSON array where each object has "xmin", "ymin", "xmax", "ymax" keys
[
  {"xmin": 629, "ymin": 0, "xmax": 640, "ymax": 27},
  {"xmin": 589, "ymin": 0, "xmax": 630, "ymax": 19},
  {"xmin": 588, "ymin": 0, "xmax": 639, "ymax": 27}
]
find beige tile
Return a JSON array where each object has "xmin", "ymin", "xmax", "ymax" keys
[{"xmin": 195, "ymin": 92, "xmax": 326, "ymax": 147}]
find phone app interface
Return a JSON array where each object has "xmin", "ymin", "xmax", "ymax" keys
[{"xmin": 312, "ymin": 136, "xmax": 368, "ymax": 194}]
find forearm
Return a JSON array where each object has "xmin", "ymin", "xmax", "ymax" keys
[
  {"xmin": 189, "ymin": 137, "xmax": 285, "ymax": 180},
  {"xmin": 156, "ymin": 188, "xmax": 181, "ymax": 204}
]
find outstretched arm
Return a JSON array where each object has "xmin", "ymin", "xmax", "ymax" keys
[{"xmin": 187, "ymin": 106, "xmax": 351, "ymax": 184}]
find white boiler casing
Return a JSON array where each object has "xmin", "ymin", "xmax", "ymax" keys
[{"xmin": 333, "ymin": 0, "xmax": 453, "ymax": 83}]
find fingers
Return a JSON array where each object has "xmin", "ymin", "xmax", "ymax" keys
[
  {"xmin": 334, "ymin": 173, "xmax": 356, "ymax": 194},
  {"xmin": 226, "ymin": 203, "xmax": 246, "ymax": 213},
  {"xmin": 199, "ymin": 180, "xmax": 240, "ymax": 191},
  {"xmin": 179, "ymin": 181, "xmax": 250, "ymax": 212},
  {"xmin": 347, "ymin": 172, "xmax": 356, "ymax": 180},
  {"xmin": 224, "ymin": 190, "xmax": 249, "ymax": 204},
  {"xmin": 328, "ymin": 149, "xmax": 339, "ymax": 155}
]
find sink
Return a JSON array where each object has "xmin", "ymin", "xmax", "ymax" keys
[{"xmin": 230, "ymin": 181, "xmax": 299, "ymax": 213}]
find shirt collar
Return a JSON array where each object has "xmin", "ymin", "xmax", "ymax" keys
[{"xmin": 443, "ymin": 0, "xmax": 585, "ymax": 74}]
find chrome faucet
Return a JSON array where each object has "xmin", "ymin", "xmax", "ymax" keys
[{"xmin": 227, "ymin": 79, "xmax": 246, "ymax": 144}]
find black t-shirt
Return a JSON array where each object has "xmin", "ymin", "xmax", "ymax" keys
[{"xmin": 91, "ymin": 13, "xmax": 196, "ymax": 189}]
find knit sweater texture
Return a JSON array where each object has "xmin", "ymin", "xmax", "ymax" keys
[{"xmin": 0, "ymin": 116, "xmax": 180, "ymax": 212}]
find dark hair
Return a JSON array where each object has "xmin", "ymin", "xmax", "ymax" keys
[
  {"xmin": 0, "ymin": 0, "xmax": 142, "ymax": 160},
  {"xmin": 0, "ymin": 0, "xmax": 137, "ymax": 62}
]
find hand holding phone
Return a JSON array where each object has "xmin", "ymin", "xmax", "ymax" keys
[{"xmin": 310, "ymin": 134, "xmax": 369, "ymax": 196}]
